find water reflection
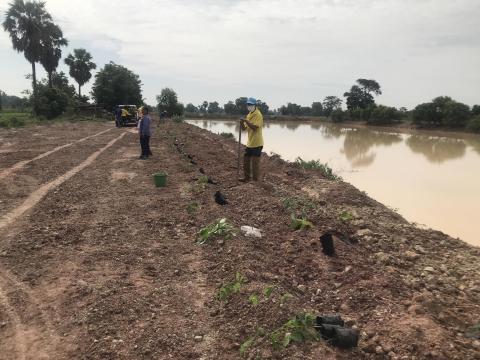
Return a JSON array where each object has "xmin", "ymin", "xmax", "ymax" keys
[
  {"xmin": 406, "ymin": 135, "xmax": 467, "ymax": 163},
  {"xmin": 341, "ymin": 129, "xmax": 402, "ymax": 168}
]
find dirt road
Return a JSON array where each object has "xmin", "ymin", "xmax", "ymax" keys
[{"xmin": 0, "ymin": 120, "xmax": 478, "ymax": 359}]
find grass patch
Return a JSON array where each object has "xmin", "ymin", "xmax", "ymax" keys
[
  {"xmin": 338, "ymin": 210, "xmax": 354, "ymax": 223},
  {"xmin": 295, "ymin": 157, "xmax": 342, "ymax": 181},
  {"xmin": 220, "ymin": 132, "xmax": 235, "ymax": 139},
  {"xmin": 197, "ymin": 218, "xmax": 236, "ymax": 244}
]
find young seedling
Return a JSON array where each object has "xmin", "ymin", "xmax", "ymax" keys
[
  {"xmin": 217, "ymin": 272, "xmax": 247, "ymax": 302},
  {"xmin": 197, "ymin": 218, "xmax": 236, "ymax": 244},
  {"xmin": 338, "ymin": 210, "xmax": 353, "ymax": 223},
  {"xmin": 290, "ymin": 214, "xmax": 313, "ymax": 231},
  {"xmin": 280, "ymin": 293, "xmax": 293, "ymax": 304},
  {"xmin": 263, "ymin": 285, "xmax": 275, "ymax": 299},
  {"xmin": 186, "ymin": 202, "xmax": 199, "ymax": 214},
  {"xmin": 248, "ymin": 294, "xmax": 259, "ymax": 306},
  {"xmin": 240, "ymin": 313, "xmax": 319, "ymax": 355}
]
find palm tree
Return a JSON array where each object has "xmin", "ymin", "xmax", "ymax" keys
[
  {"xmin": 64, "ymin": 49, "xmax": 97, "ymax": 97},
  {"xmin": 40, "ymin": 23, "xmax": 68, "ymax": 88},
  {"xmin": 2, "ymin": 0, "xmax": 55, "ymax": 111}
]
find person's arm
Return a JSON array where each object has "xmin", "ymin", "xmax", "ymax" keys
[{"xmin": 241, "ymin": 114, "xmax": 259, "ymax": 131}]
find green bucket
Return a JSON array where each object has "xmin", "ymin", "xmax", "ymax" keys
[{"xmin": 153, "ymin": 172, "xmax": 168, "ymax": 187}]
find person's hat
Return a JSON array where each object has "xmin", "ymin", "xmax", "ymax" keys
[{"xmin": 246, "ymin": 97, "xmax": 257, "ymax": 105}]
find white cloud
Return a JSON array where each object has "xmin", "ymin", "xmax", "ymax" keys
[{"xmin": 1, "ymin": 0, "xmax": 479, "ymax": 108}]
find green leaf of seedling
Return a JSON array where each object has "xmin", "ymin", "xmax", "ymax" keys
[{"xmin": 248, "ymin": 294, "xmax": 259, "ymax": 306}]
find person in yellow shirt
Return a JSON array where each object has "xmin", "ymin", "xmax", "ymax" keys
[{"xmin": 240, "ymin": 97, "xmax": 264, "ymax": 182}]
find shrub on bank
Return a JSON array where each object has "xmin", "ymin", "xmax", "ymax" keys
[
  {"xmin": 367, "ymin": 105, "xmax": 403, "ymax": 125},
  {"xmin": 413, "ymin": 96, "xmax": 471, "ymax": 128},
  {"xmin": 467, "ymin": 116, "xmax": 480, "ymax": 133},
  {"xmin": 35, "ymin": 87, "xmax": 69, "ymax": 119},
  {"xmin": 331, "ymin": 109, "xmax": 346, "ymax": 122}
]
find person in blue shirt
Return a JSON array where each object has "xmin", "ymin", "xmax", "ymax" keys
[{"xmin": 138, "ymin": 107, "xmax": 152, "ymax": 159}]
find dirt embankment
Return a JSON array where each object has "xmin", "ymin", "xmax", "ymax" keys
[{"xmin": 0, "ymin": 120, "xmax": 478, "ymax": 360}]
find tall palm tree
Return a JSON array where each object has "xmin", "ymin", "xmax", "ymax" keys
[
  {"xmin": 2, "ymin": 0, "xmax": 55, "ymax": 111},
  {"xmin": 40, "ymin": 23, "xmax": 68, "ymax": 88},
  {"xmin": 64, "ymin": 49, "xmax": 97, "ymax": 97}
]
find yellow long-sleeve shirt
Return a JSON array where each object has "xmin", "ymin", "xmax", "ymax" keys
[{"xmin": 243, "ymin": 108, "xmax": 264, "ymax": 148}]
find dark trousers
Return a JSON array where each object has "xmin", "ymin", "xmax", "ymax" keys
[{"xmin": 140, "ymin": 135, "xmax": 151, "ymax": 157}]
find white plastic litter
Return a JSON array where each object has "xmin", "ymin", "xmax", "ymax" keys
[{"xmin": 240, "ymin": 226, "xmax": 262, "ymax": 238}]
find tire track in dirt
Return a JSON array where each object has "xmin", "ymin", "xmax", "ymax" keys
[
  {"xmin": 0, "ymin": 284, "xmax": 27, "ymax": 360},
  {"xmin": 0, "ymin": 128, "xmax": 112, "ymax": 180},
  {"xmin": 0, "ymin": 269, "xmax": 61, "ymax": 360},
  {"xmin": 0, "ymin": 132, "xmax": 126, "ymax": 232}
]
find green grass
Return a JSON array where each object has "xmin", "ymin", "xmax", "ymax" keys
[
  {"xmin": 295, "ymin": 157, "xmax": 342, "ymax": 181},
  {"xmin": 0, "ymin": 110, "xmax": 108, "ymax": 129},
  {"xmin": 220, "ymin": 132, "xmax": 235, "ymax": 139},
  {"xmin": 290, "ymin": 215, "xmax": 313, "ymax": 230}
]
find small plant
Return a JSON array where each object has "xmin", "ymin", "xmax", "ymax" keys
[
  {"xmin": 218, "ymin": 272, "xmax": 247, "ymax": 302},
  {"xmin": 191, "ymin": 176, "xmax": 209, "ymax": 193},
  {"xmin": 197, "ymin": 175, "xmax": 208, "ymax": 184},
  {"xmin": 280, "ymin": 293, "xmax": 293, "ymax": 304},
  {"xmin": 240, "ymin": 313, "xmax": 319, "ymax": 355},
  {"xmin": 198, "ymin": 218, "xmax": 236, "ymax": 244},
  {"xmin": 186, "ymin": 202, "xmax": 199, "ymax": 214},
  {"xmin": 270, "ymin": 313, "xmax": 320, "ymax": 350},
  {"xmin": 295, "ymin": 157, "xmax": 342, "ymax": 181},
  {"xmin": 338, "ymin": 210, "xmax": 353, "ymax": 223},
  {"xmin": 220, "ymin": 132, "xmax": 235, "ymax": 139},
  {"xmin": 248, "ymin": 294, "xmax": 259, "ymax": 306},
  {"xmin": 263, "ymin": 286, "xmax": 275, "ymax": 299},
  {"xmin": 290, "ymin": 214, "xmax": 313, "ymax": 230}
]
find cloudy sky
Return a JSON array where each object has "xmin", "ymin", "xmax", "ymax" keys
[{"xmin": 1, "ymin": 0, "xmax": 479, "ymax": 109}]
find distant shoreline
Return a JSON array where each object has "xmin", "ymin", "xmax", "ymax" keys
[{"xmin": 185, "ymin": 114, "xmax": 480, "ymax": 138}]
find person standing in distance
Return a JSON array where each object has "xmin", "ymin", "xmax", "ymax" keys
[
  {"xmin": 240, "ymin": 97, "xmax": 264, "ymax": 182},
  {"xmin": 138, "ymin": 107, "xmax": 152, "ymax": 159}
]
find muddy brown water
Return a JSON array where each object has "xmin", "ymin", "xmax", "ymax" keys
[{"xmin": 187, "ymin": 119, "xmax": 480, "ymax": 247}]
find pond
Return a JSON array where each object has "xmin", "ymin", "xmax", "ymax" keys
[{"xmin": 187, "ymin": 119, "xmax": 480, "ymax": 247}]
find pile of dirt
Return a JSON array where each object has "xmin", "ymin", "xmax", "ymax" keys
[{"xmin": 0, "ymin": 120, "xmax": 478, "ymax": 359}]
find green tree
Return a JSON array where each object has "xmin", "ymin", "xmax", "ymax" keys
[
  {"xmin": 3, "ymin": 0, "xmax": 60, "ymax": 113},
  {"xmin": 64, "ymin": 49, "xmax": 96, "ymax": 97},
  {"xmin": 91, "ymin": 62, "xmax": 142, "ymax": 110},
  {"xmin": 472, "ymin": 105, "xmax": 480, "ymax": 116},
  {"xmin": 0, "ymin": 90, "xmax": 3, "ymax": 110},
  {"xmin": 235, "ymin": 97, "xmax": 248, "ymax": 115},
  {"xmin": 35, "ymin": 86, "xmax": 68, "ymax": 119},
  {"xmin": 224, "ymin": 101, "xmax": 236, "ymax": 115},
  {"xmin": 256, "ymin": 100, "xmax": 269, "ymax": 115},
  {"xmin": 207, "ymin": 101, "xmax": 221, "ymax": 114},
  {"xmin": 199, "ymin": 101, "xmax": 208, "ymax": 113},
  {"xmin": 413, "ymin": 96, "xmax": 471, "ymax": 128},
  {"xmin": 40, "ymin": 23, "xmax": 68, "ymax": 88},
  {"xmin": 367, "ymin": 105, "xmax": 402, "ymax": 125},
  {"xmin": 322, "ymin": 96, "xmax": 342, "ymax": 116},
  {"xmin": 311, "ymin": 102, "xmax": 323, "ymax": 116},
  {"xmin": 40, "ymin": 71, "xmax": 75, "ymax": 99},
  {"xmin": 344, "ymin": 79, "xmax": 382, "ymax": 111},
  {"xmin": 185, "ymin": 103, "xmax": 198, "ymax": 113},
  {"xmin": 157, "ymin": 88, "xmax": 183, "ymax": 116}
]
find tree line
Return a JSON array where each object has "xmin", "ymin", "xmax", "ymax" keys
[{"xmin": 2, "ymin": 0, "xmax": 143, "ymax": 119}]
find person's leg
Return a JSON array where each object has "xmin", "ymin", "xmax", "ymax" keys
[
  {"xmin": 139, "ymin": 135, "xmax": 146, "ymax": 158},
  {"xmin": 252, "ymin": 146, "xmax": 263, "ymax": 181},
  {"xmin": 241, "ymin": 148, "xmax": 252, "ymax": 182},
  {"xmin": 146, "ymin": 136, "xmax": 152, "ymax": 156}
]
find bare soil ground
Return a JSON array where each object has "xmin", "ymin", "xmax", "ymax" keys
[{"xmin": 0, "ymin": 120, "xmax": 479, "ymax": 360}]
